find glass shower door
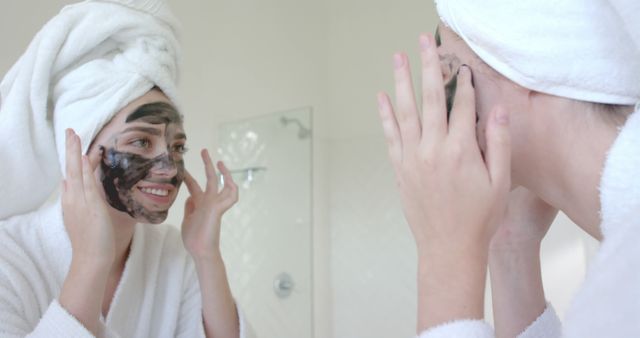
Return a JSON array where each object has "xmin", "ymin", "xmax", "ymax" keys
[{"xmin": 216, "ymin": 107, "xmax": 313, "ymax": 338}]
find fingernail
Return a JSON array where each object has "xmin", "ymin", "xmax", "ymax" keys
[
  {"xmin": 495, "ymin": 108, "xmax": 510, "ymax": 125},
  {"xmin": 458, "ymin": 64, "xmax": 469, "ymax": 77},
  {"xmin": 419, "ymin": 34, "xmax": 429, "ymax": 50},
  {"xmin": 393, "ymin": 53, "xmax": 405, "ymax": 69},
  {"xmin": 459, "ymin": 64, "xmax": 475, "ymax": 87}
]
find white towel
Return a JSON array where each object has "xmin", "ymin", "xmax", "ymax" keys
[
  {"xmin": 435, "ymin": 0, "xmax": 640, "ymax": 105},
  {"xmin": 0, "ymin": 0, "xmax": 181, "ymax": 220}
]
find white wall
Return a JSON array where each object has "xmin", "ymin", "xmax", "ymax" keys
[
  {"xmin": 325, "ymin": 2, "xmax": 436, "ymax": 336},
  {"xmin": 0, "ymin": 1, "xmax": 74, "ymax": 73}
]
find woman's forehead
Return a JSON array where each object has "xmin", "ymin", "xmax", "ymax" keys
[
  {"xmin": 95, "ymin": 100, "xmax": 185, "ymax": 144},
  {"xmin": 125, "ymin": 102, "xmax": 183, "ymax": 125}
]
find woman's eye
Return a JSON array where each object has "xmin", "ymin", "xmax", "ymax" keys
[
  {"xmin": 130, "ymin": 138, "xmax": 151, "ymax": 148},
  {"xmin": 172, "ymin": 144, "xmax": 188, "ymax": 154}
]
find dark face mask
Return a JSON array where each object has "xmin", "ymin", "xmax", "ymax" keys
[{"xmin": 99, "ymin": 146, "xmax": 185, "ymax": 224}]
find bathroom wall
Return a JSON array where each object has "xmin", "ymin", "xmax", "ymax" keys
[{"xmin": 216, "ymin": 108, "xmax": 313, "ymax": 338}]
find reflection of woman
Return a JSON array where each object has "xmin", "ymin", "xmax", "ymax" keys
[
  {"xmin": 378, "ymin": 1, "xmax": 640, "ymax": 337},
  {"xmin": 0, "ymin": 1, "xmax": 250, "ymax": 337}
]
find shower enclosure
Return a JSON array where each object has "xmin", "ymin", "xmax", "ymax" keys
[{"xmin": 216, "ymin": 107, "xmax": 313, "ymax": 338}]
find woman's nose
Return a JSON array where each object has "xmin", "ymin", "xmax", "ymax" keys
[{"xmin": 150, "ymin": 153, "xmax": 178, "ymax": 178}]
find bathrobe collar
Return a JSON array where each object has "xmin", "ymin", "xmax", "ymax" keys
[{"xmin": 599, "ymin": 108, "xmax": 640, "ymax": 239}]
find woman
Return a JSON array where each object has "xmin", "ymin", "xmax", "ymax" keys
[
  {"xmin": 0, "ymin": 1, "xmax": 250, "ymax": 337},
  {"xmin": 378, "ymin": 1, "xmax": 640, "ymax": 337}
]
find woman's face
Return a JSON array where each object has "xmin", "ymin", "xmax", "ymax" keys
[
  {"xmin": 436, "ymin": 22, "xmax": 531, "ymax": 184},
  {"xmin": 88, "ymin": 89, "xmax": 187, "ymax": 224}
]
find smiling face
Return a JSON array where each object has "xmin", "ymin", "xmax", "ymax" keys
[{"xmin": 88, "ymin": 89, "xmax": 187, "ymax": 224}]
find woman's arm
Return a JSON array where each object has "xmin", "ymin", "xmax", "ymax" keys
[
  {"xmin": 181, "ymin": 149, "xmax": 240, "ymax": 338},
  {"xmin": 193, "ymin": 254, "xmax": 239, "ymax": 338},
  {"xmin": 377, "ymin": 33, "xmax": 512, "ymax": 332},
  {"xmin": 489, "ymin": 243, "xmax": 546, "ymax": 338},
  {"xmin": 488, "ymin": 188, "xmax": 558, "ymax": 338}
]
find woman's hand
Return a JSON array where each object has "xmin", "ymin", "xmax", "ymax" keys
[
  {"xmin": 61, "ymin": 129, "xmax": 115, "ymax": 266},
  {"xmin": 377, "ymin": 33, "xmax": 512, "ymax": 330},
  {"xmin": 377, "ymin": 34, "xmax": 512, "ymax": 255},
  {"xmin": 181, "ymin": 149, "xmax": 238, "ymax": 261},
  {"xmin": 181, "ymin": 150, "xmax": 241, "ymax": 338},
  {"xmin": 60, "ymin": 128, "xmax": 115, "ymax": 335}
]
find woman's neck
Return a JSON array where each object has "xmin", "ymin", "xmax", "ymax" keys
[{"xmin": 518, "ymin": 103, "xmax": 628, "ymax": 241}]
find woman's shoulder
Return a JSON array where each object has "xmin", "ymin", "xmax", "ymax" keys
[
  {"xmin": 0, "ymin": 204, "xmax": 62, "ymax": 315},
  {"xmin": 0, "ymin": 204, "xmax": 55, "ymax": 253}
]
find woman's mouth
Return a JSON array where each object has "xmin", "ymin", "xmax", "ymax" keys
[
  {"xmin": 137, "ymin": 185, "xmax": 174, "ymax": 205},
  {"xmin": 140, "ymin": 187, "xmax": 169, "ymax": 196}
]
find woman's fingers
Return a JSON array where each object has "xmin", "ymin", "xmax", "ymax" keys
[
  {"xmin": 377, "ymin": 92, "xmax": 402, "ymax": 166},
  {"xmin": 201, "ymin": 149, "xmax": 219, "ymax": 193},
  {"xmin": 88, "ymin": 146, "xmax": 104, "ymax": 173},
  {"xmin": 217, "ymin": 161, "xmax": 238, "ymax": 205},
  {"xmin": 419, "ymin": 33, "xmax": 447, "ymax": 143},
  {"xmin": 449, "ymin": 65, "xmax": 477, "ymax": 142},
  {"xmin": 183, "ymin": 196, "xmax": 195, "ymax": 218},
  {"xmin": 485, "ymin": 106, "xmax": 511, "ymax": 189},
  {"xmin": 81, "ymin": 155, "xmax": 99, "ymax": 202},
  {"xmin": 393, "ymin": 52, "xmax": 421, "ymax": 149},
  {"xmin": 183, "ymin": 171, "xmax": 203, "ymax": 197},
  {"xmin": 65, "ymin": 129, "xmax": 85, "ymax": 196}
]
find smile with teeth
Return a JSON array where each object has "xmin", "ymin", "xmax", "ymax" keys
[{"xmin": 139, "ymin": 187, "xmax": 170, "ymax": 197}]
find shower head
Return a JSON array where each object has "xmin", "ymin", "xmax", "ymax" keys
[{"xmin": 281, "ymin": 117, "xmax": 311, "ymax": 139}]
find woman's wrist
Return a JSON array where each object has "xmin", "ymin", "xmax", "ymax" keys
[
  {"xmin": 489, "ymin": 237, "xmax": 541, "ymax": 259},
  {"xmin": 70, "ymin": 254, "xmax": 113, "ymax": 277},
  {"xmin": 192, "ymin": 248, "xmax": 225, "ymax": 267},
  {"xmin": 417, "ymin": 242, "xmax": 490, "ymax": 329}
]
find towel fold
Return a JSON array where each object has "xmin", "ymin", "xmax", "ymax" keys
[
  {"xmin": 435, "ymin": 0, "xmax": 640, "ymax": 105},
  {"xmin": 0, "ymin": 0, "xmax": 181, "ymax": 220}
]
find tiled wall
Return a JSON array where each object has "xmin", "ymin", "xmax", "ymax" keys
[{"xmin": 217, "ymin": 109, "xmax": 314, "ymax": 338}]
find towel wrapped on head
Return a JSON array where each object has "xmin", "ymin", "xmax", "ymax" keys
[
  {"xmin": 435, "ymin": 0, "xmax": 640, "ymax": 105},
  {"xmin": 0, "ymin": 0, "xmax": 181, "ymax": 220}
]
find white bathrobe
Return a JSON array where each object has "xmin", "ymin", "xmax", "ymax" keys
[
  {"xmin": 418, "ymin": 108, "xmax": 640, "ymax": 338},
  {"xmin": 0, "ymin": 200, "xmax": 252, "ymax": 338}
]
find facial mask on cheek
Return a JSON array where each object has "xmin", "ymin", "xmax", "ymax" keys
[
  {"xmin": 445, "ymin": 65, "xmax": 477, "ymax": 122},
  {"xmin": 445, "ymin": 75, "xmax": 457, "ymax": 119},
  {"xmin": 99, "ymin": 146, "xmax": 185, "ymax": 224}
]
